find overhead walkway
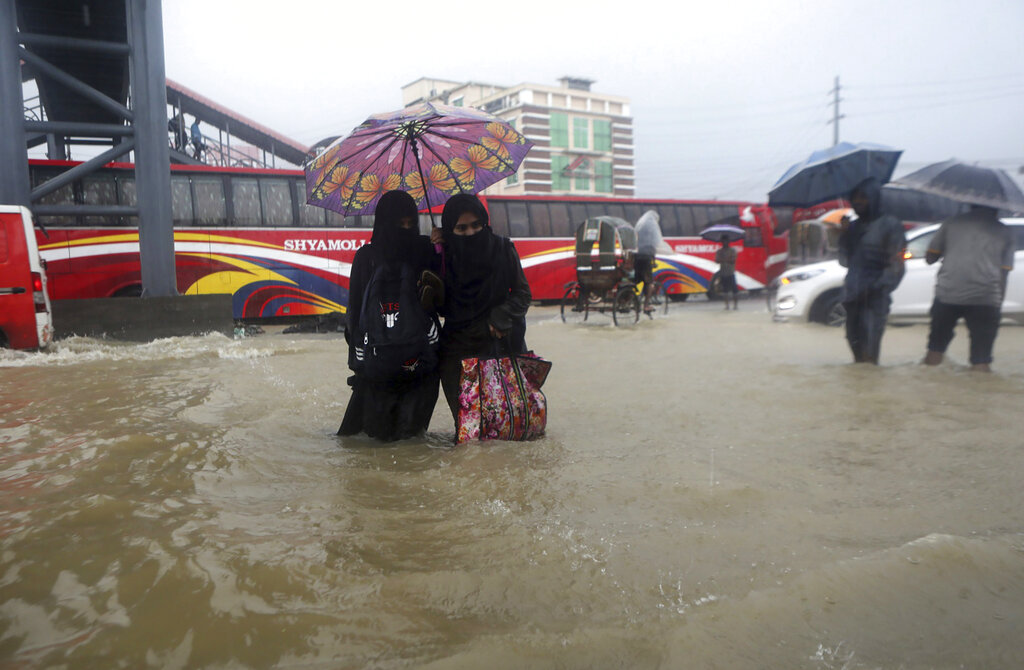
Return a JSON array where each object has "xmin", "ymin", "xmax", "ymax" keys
[{"xmin": 166, "ymin": 79, "xmax": 309, "ymax": 169}]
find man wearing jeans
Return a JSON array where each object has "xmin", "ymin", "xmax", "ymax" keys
[{"xmin": 923, "ymin": 205, "xmax": 1015, "ymax": 372}]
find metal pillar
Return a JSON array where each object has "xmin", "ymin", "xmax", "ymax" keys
[
  {"xmin": 0, "ymin": 0, "xmax": 31, "ymax": 206},
  {"xmin": 127, "ymin": 0, "xmax": 176, "ymax": 297}
]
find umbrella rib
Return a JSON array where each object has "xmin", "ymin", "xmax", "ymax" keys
[{"xmin": 415, "ymin": 135, "xmax": 475, "ymax": 193}]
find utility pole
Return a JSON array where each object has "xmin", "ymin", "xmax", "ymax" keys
[{"xmin": 828, "ymin": 75, "xmax": 844, "ymax": 146}]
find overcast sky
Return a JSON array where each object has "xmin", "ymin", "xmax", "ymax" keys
[{"xmin": 161, "ymin": 0, "xmax": 1024, "ymax": 202}]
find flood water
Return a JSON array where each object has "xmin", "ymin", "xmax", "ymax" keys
[{"xmin": 3, "ymin": 300, "xmax": 1024, "ymax": 669}]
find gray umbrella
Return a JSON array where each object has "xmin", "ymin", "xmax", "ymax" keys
[{"xmin": 891, "ymin": 159, "xmax": 1024, "ymax": 213}]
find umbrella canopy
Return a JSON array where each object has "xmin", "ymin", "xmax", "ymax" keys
[
  {"xmin": 891, "ymin": 159, "xmax": 1024, "ymax": 213},
  {"xmin": 305, "ymin": 102, "xmax": 533, "ymax": 218},
  {"xmin": 768, "ymin": 141, "xmax": 902, "ymax": 208},
  {"xmin": 700, "ymin": 223, "xmax": 746, "ymax": 244}
]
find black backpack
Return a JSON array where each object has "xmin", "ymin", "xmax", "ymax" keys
[{"xmin": 353, "ymin": 260, "xmax": 439, "ymax": 382}]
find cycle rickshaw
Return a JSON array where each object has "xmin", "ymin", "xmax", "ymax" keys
[{"xmin": 560, "ymin": 216, "xmax": 668, "ymax": 325}]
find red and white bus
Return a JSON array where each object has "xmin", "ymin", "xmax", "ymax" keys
[{"xmin": 30, "ymin": 160, "xmax": 788, "ymax": 318}]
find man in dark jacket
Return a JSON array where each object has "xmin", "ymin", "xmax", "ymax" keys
[{"xmin": 837, "ymin": 178, "xmax": 906, "ymax": 364}]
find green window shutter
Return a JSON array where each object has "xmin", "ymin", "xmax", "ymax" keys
[
  {"xmin": 595, "ymin": 161, "xmax": 613, "ymax": 193},
  {"xmin": 550, "ymin": 113, "xmax": 568, "ymax": 148},
  {"xmin": 573, "ymin": 118, "xmax": 589, "ymax": 149},
  {"xmin": 574, "ymin": 165, "xmax": 590, "ymax": 191},
  {"xmin": 551, "ymin": 155, "xmax": 569, "ymax": 190},
  {"xmin": 593, "ymin": 120, "xmax": 611, "ymax": 152}
]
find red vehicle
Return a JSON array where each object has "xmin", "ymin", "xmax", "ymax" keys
[
  {"xmin": 1, "ymin": 206, "xmax": 53, "ymax": 349},
  {"xmin": 30, "ymin": 160, "xmax": 787, "ymax": 318}
]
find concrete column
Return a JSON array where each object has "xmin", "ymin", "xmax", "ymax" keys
[
  {"xmin": 0, "ymin": 0, "xmax": 31, "ymax": 206},
  {"xmin": 127, "ymin": 0, "xmax": 177, "ymax": 296}
]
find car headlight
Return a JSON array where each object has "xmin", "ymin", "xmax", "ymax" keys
[
  {"xmin": 776, "ymin": 295, "xmax": 797, "ymax": 310},
  {"xmin": 779, "ymin": 268, "xmax": 826, "ymax": 284}
]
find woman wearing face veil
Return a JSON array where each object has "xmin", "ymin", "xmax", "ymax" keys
[
  {"xmin": 436, "ymin": 193, "xmax": 532, "ymax": 427},
  {"xmin": 337, "ymin": 190, "xmax": 442, "ymax": 442}
]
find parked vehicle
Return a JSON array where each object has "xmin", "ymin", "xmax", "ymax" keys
[
  {"xmin": 0, "ymin": 206, "xmax": 53, "ymax": 349},
  {"xmin": 771, "ymin": 219, "xmax": 1024, "ymax": 326}
]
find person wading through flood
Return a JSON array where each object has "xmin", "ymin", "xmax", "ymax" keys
[
  {"xmin": 837, "ymin": 177, "xmax": 906, "ymax": 364},
  {"xmin": 715, "ymin": 240, "xmax": 739, "ymax": 310},
  {"xmin": 922, "ymin": 205, "xmax": 1015, "ymax": 372},
  {"xmin": 430, "ymin": 194, "xmax": 532, "ymax": 431},
  {"xmin": 337, "ymin": 190, "xmax": 442, "ymax": 441}
]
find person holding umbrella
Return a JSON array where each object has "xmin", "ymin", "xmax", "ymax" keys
[
  {"xmin": 837, "ymin": 177, "xmax": 906, "ymax": 364},
  {"xmin": 891, "ymin": 160, "xmax": 1024, "ymax": 372},
  {"xmin": 715, "ymin": 240, "xmax": 739, "ymax": 310},
  {"xmin": 921, "ymin": 205, "xmax": 1015, "ymax": 372}
]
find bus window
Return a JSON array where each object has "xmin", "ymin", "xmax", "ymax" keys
[
  {"xmin": 656, "ymin": 205, "xmax": 680, "ymax": 235},
  {"xmin": 170, "ymin": 175, "xmax": 193, "ymax": 226},
  {"xmin": 604, "ymin": 203, "xmax": 626, "ymax": 220},
  {"xmin": 193, "ymin": 176, "xmax": 227, "ymax": 227},
  {"xmin": 488, "ymin": 201, "xmax": 509, "ymax": 236},
  {"xmin": 260, "ymin": 179, "xmax": 293, "ymax": 226},
  {"xmin": 675, "ymin": 205, "xmax": 697, "ymax": 236},
  {"xmin": 527, "ymin": 202, "xmax": 552, "ymax": 237},
  {"xmin": 622, "ymin": 204, "xmax": 644, "ymax": 224},
  {"xmin": 690, "ymin": 206, "xmax": 710, "ymax": 232},
  {"xmin": 584, "ymin": 203, "xmax": 606, "ymax": 220},
  {"xmin": 116, "ymin": 176, "xmax": 139, "ymax": 226},
  {"xmin": 82, "ymin": 174, "xmax": 118, "ymax": 225},
  {"xmin": 33, "ymin": 173, "xmax": 75, "ymax": 226},
  {"xmin": 324, "ymin": 209, "xmax": 347, "ymax": 228},
  {"xmin": 569, "ymin": 203, "xmax": 589, "ymax": 229},
  {"xmin": 744, "ymin": 227, "xmax": 764, "ymax": 247},
  {"xmin": 549, "ymin": 202, "xmax": 572, "ymax": 236},
  {"xmin": 708, "ymin": 205, "xmax": 734, "ymax": 223},
  {"xmin": 507, "ymin": 201, "xmax": 529, "ymax": 238},
  {"xmin": 232, "ymin": 178, "xmax": 261, "ymax": 226},
  {"xmin": 295, "ymin": 180, "xmax": 325, "ymax": 227}
]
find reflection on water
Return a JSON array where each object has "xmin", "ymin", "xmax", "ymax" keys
[{"xmin": 3, "ymin": 304, "xmax": 1024, "ymax": 668}]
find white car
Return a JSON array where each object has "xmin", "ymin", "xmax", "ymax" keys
[{"xmin": 772, "ymin": 218, "xmax": 1024, "ymax": 326}]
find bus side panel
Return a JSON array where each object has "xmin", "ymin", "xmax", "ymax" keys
[
  {"xmin": 36, "ymin": 227, "xmax": 372, "ymax": 319},
  {"xmin": 510, "ymin": 238, "xmax": 577, "ymax": 301}
]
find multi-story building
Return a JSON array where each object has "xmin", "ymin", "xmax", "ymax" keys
[{"xmin": 402, "ymin": 77, "xmax": 634, "ymax": 198}]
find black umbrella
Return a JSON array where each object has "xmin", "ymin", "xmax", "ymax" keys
[{"xmin": 891, "ymin": 160, "xmax": 1024, "ymax": 213}]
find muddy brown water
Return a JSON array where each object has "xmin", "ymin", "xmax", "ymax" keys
[{"xmin": 2, "ymin": 300, "xmax": 1024, "ymax": 669}]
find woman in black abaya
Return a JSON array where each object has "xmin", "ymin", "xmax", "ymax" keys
[
  {"xmin": 435, "ymin": 193, "xmax": 532, "ymax": 428},
  {"xmin": 337, "ymin": 190, "xmax": 441, "ymax": 442}
]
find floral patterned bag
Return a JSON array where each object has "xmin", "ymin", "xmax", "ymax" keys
[{"xmin": 457, "ymin": 351, "xmax": 551, "ymax": 443}]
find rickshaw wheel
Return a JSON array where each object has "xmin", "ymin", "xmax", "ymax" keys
[
  {"xmin": 649, "ymin": 280, "xmax": 670, "ymax": 316},
  {"xmin": 612, "ymin": 286, "xmax": 640, "ymax": 326},
  {"xmin": 560, "ymin": 284, "xmax": 588, "ymax": 324}
]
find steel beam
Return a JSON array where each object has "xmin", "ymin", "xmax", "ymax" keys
[
  {"xmin": 127, "ymin": 0, "xmax": 177, "ymax": 297},
  {"xmin": 0, "ymin": 0, "xmax": 31, "ymax": 206},
  {"xmin": 30, "ymin": 139, "xmax": 135, "ymax": 201},
  {"xmin": 33, "ymin": 205, "xmax": 139, "ymax": 217},
  {"xmin": 19, "ymin": 32, "xmax": 131, "ymax": 55},
  {"xmin": 18, "ymin": 47, "xmax": 134, "ymax": 122},
  {"xmin": 25, "ymin": 121, "xmax": 135, "ymax": 137}
]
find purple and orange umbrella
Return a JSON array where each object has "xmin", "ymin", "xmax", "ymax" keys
[{"xmin": 304, "ymin": 102, "xmax": 533, "ymax": 222}]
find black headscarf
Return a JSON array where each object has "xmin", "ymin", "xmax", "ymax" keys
[
  {"xmin": 371, "ymin": 190, "xmax": 422, "ymax": 263},
  {"xmin": 440, "ymin": 193, "xmax": 511, "ymax": 328}
]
